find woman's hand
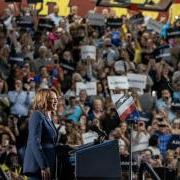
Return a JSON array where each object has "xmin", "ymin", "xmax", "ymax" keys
[{"xmin": 41, "ymin": 167, "xmax": 51, "ymax": 180}]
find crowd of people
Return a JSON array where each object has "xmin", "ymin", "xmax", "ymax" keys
[{"xmin": 0, "ymin": 2, "xmax": 180, "ymax": 179}]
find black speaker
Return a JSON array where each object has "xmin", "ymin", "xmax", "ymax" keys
[{"xmin": 75, "ymin": 140, "xmax": 121, "ymax": 180}]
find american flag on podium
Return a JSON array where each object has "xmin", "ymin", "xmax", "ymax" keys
[{"xmin": 111, "ymin": 94, "xmax": 139, "ymax": 121}]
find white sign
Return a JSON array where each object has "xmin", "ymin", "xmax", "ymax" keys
[
  {"xmin": 88, "ymin": 12, "xmax": 105, "ymax": 26},
  {"xmin": 127, "ymin": 73, "xmax": 147, "ymax": 90},
  {"xmin": 107, "ymin": 76, "xmax": 129, "ymax": 90},
  {"xmin": 76, "ymin": 82, "xmax": 97, "ymax": 96},
  {"xmin": 81, "ymin": 45, "xmax": 96, "ymax": 60},
  {"xmin": 147, "ymin": 18, "xmax": 163, "ymax": 34},
  {"xmin": 82, "ymin": 132, "xmax": 98, "ymax": 144}
]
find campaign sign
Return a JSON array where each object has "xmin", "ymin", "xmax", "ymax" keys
[
  {"xmin": 129, "ymin": 13, "xmax": 144, "ymax": 25},
  {"xmin": 168, "ymin": 134, "xmax": 180, "ymax": 150},
  {"xmin": 153, "ymin": 45, "xmax": 171, "ymax": 63},
  {"xmin": 88, "ymin": 12, "xmax": 105, "ymax": 27},
  {"xmin": 127, "ymin": 73, "xmax": 147, "ymax": 90},
  {"xmin": 106, "ymin": 18, "xmax": 122, "ymax": 28},
  {"xmin": 38, "ymin": 18, "xmax": 55, "ymax": 31},
  {"xmin": 167, "ymin": 28, "xmax": 180, "ymax": 39},
  {"xmin": 9, "ymin": 52, "xmax": 24, "ymax": 66},
  {"xmin": 16, "ymin": 16, "xmax": 33, "ymax": 29},
  {"xmin": 28, "ymin": 0, "xmax": 43, "ymax": 3},
  {"xmin": 81, "ymin": 45, "xmax": 96, "ymax": 60},
  {"xmin": 107, "ymin": 76, "xmax": 129, "ymax": 90},
  {"xmin": 76, "ymin": 82, "xmax": 97, "ymax": 96},
  {"xmin": 146, "ymin": 18, "xmax": 163, "ymax": 34},
  {"xmin": 82, "ymin": 132, "xmax": 98, "ymax": 144}
]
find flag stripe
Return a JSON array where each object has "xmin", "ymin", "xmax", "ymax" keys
[
  {"xmin": 117, "ymin": 96, "xmax": 135, "ymax": 116},
  {"xmin": 119, "ymin": 103, "xmax": 136, "ymax": 121}
]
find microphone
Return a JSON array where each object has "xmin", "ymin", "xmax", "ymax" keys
[{"xmin": 89, "ymin": 125, "xmax": 107, "ymax": 138}]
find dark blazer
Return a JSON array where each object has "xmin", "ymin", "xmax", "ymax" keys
[{"xmin": 23, "ymin": 111, "xmax": 58, "ymax": 176}]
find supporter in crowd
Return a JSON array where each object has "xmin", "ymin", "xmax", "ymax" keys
[
  {"xmin": 156, "ymin": 89, "xmax": 176, "ymax": 122},
  {"xmin": 8, "ymin": 79, "xmax": 32, "ymax": 118},
  {"xmin": 0, "ymin": 1, "xmax": 180, "ymax": 179}
]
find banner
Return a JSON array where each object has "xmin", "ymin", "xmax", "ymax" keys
[
  {"xmin": 127, "ymin": 73, "xmax": 147, "ymax": 90},
  {"xmin": 81, "ymin": 45, "xmax": 96, "ymax": 60},
  {"xmin": 146, "ymin": 18, "xmax": 163, "ymax": 34},
  {"xmin": 76, "ymin": 82, "xmax": 97, "ymax": 96},
  {"xmin": 167, "ymin": 28, "xmax": 180, "ymax": 39},
  {"xmin": 153, "ymin": 45, "xmax": 171, "ymax": 63},
  {"xmin": 107, "ymin": 76, "xmax": 129, "ymax": 90},
  {"xmin": 87, "ymin": 12, "xmax": 105, "ymax": 27},
  {"xmin": 111, "ymin": 94, "xmax": 136, "ymax": 121},
  {"xmin": 106, "ymin": 18, "xmax": 122, "ymax": 28}
]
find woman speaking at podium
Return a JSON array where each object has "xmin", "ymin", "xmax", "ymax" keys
[{"xmin": 23, "ymin": 88, "xmax": 59, "ymax": 180}]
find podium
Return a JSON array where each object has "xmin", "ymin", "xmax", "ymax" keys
[{"xmin": 75, "ymin": 140, "xmax": 121, "ymax": 180}]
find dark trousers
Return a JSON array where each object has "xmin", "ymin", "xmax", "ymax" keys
[
  {"xmin": 28, "ymin": 172, "xmax": 41, "ymax": 180},
  {"xmin": 28, "ymin": 177, "xmax": 41, "ymax": 180}
]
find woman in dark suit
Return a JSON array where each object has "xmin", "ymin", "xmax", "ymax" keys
[{"xmin": 23, "ymin": 88, "xmax": 59, "ymax": 180}]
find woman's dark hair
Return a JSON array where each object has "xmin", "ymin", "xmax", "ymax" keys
[{"xmin": 149, "ymin": 134, "xmax": 159, "ymax": 146}]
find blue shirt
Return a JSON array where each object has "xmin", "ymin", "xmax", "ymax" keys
[
  {"xmin": 8, "ymin": 90, "xmax": 35, "ymax": 117},
  {"xmin": 156, "ymin": 98, "xmax": 176, "ymax": 122},
  {"xmin": 160, "ymin": 22, "xmax": 170, "ymax": 39},
  {"xmin": 67, "ymin": 105, "xmax": 83, "ymax": 123},
  {"xmin": 173, "ymin": 91, "xmax": 180, "ymax": 103},
  {"xmin": 156, "ymin": 132, "xmax": 171, "ymax": 156}
]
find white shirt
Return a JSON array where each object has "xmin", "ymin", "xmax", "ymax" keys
[
  {"xmin": 48, "ymin": 13, "xmax": 62, "ymax": 27},
  {"xmin": 132, "ymin": 130, "xmax": 150, "ymax": 152}
]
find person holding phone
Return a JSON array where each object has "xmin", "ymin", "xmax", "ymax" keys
[{"xmin": 23, "ymin": 88, "xmax": 59, "ymax": 180}]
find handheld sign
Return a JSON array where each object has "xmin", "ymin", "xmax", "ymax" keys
[
  {"xmin": 106, "ymin": 18, "xmax": 122, "ymax": 28},
  {"xmin": 38, "ymin": 18, "xmax": 55, "ymax": 31},
  {"xmin": 88, "ymin": 12, "xmax": 105, "ymax": 27},
  {"xmin": 146, "ymin": 18, "xmax": 163, "ymax": 34},
  {"xmin": 167, "ymin": 28, "xmax": 180, "ymax": 39},
  {"xmin": 127, "ymin": 73, "xmax": 147, "ymax": 90},
  {"xmin": 107, "ymin": 76, "xmax": 129, "ymax": 90},
  {"xmin": 81, "ymin": 45, "xmax": 96, "ymax": 60},
  {"xmin": 9, "ymin": 52, "xmax": 24, "ymax": 67},
  {"xmin": 82, "ymin": 132, "xmax": 98, "ymax": 144},
  {"xmin": 153, "ymin": 45, "xmax": 171, "ymax": 63},
  {"xmin": 28, "ymin": 0, "xmax": 43, "ymax": 3},
  {"xmin": 16, "ymin": 16, "xmax": 33, "ymax": 29},
  {"xmin": 76, "ymin": 82, "xmax": 97, "ymax": 96}
]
